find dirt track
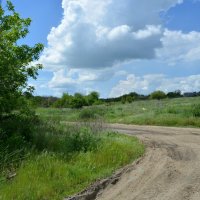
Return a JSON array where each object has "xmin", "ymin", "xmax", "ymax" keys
[
  {"xmin": 66, "ymin": 124, "xmax": 200, "ymax": 200},
  {"xmin": 95, "ymin": 124, "xmax": 200, "ymax": 200}
]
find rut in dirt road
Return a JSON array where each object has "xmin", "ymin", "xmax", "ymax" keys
[
  {"xmin": 95, "ymin": 124, "xmax": 200, "ymax": 200},
  {"xmin": 66, "ymin": 124, "xmax": 200, "ymax": 200}
]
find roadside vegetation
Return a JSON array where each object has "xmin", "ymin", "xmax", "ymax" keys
[
  {"xmin": 0, "ymin": 2, "xmax": 144, "ymax": 200},
  {"xmin": 0, "ymin": 120, "xmax": 144, "ymax": 200}
]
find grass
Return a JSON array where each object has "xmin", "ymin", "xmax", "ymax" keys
[
  {"xmin": 4, "ymin": 96, "xmax": 198, "ymax": 199},
  {"xmin": 37, "ymin": 97, "xmax": 200, "ymax": 127},
  {"xmin": 0, "ymin": 132, "xmax": 144, "ymax": 200}
]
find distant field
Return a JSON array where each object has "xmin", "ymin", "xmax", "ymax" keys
[{"xmin": 37, "ymin": 97, "xmax": 200, "ymax": 127}]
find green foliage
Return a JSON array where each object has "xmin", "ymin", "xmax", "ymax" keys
[
  {"xmin": 0, "ymin": 133, "xmax": 144, "ymax": 200},
  {"xmin": 0, "ymin": 113, "xmax": 37, "ymax": 173},
  {"xmin": 71, "ymin": 93, "xmax": 87, "ymax": 109},
  {"xmin": 192, "ymin": 104, "xmax": 200, "ymax": 117},
  {"xmin": 53, "ymin": 91, "xmax": 100, "ymax": 109},
  {"xmin": 150, "ymin": 90, "xmax": 167, "ymax": 100},
  {"xmin": 62, "ymin": 126, "xmax": 101, "ymax": 153},
  {"xmin": 79, "ymin": 107, "xmax": 105, "ymax": 120},
  {"xmin": 86, "ymin": 91, "xmax": 100, "ymax": 105},
  {"xmin": 0, "ymin": 1, "xmax": 43, "ymax": 116},
  {"xmin": 38, "ymin": 97, "xmax": 200, "ymax": 128},
  {"xmin": 31, "ymin": 96, "xmax": 59, "ymax": 108},
  {"xmin": 121, "ymin": 96, "xmax": 133, "ymax": 104},
  {"xmin": 167, "ymin": 90, "xmax": 182, "ymax": 98},
  {"xmin": 126, "ymin": 96, "xmax": 134, "ymax": 103},
  {"xmin": 31, "ymin": 121, "xmax": 102, "ymax": 154}
]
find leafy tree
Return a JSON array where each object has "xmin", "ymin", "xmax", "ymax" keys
[
  {"xmin": 0, "ymin": 1, "xmax": 44, "ymax": 117},
  {"xmin": 87, "ymin": 91, "xmax": 99, "ymax": 105},
  {"xmin": 150, "ymin": 90, "xmax": 166, "ymax": 100},
  {"xmin": 60, "ymin": 93, "xmax": 73, "ymax": 107},
  {"xmin": 53, "ymin": 93, "xmax": 73, "ymax": 108},
  {"xmin": 71, "ymin": 93, "xmax": 87, "ymax": 109}
]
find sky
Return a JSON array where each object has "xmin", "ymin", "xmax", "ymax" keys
[{"xmin": 3, "ymin": 0, "xmax": 200, "ymax": 97}]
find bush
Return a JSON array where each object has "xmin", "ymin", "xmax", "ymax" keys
[
  {"xmin": 150, "ymin": 90, "xmax": 167, "ymax": 100},
  {"xmin": 0, "ymin": 113, "xmax": 36, "ymax": 173}
]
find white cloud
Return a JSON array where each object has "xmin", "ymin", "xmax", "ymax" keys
[
  {"xmin": 35, "ymin": 0, "xmax": 200, "ymax": 98},
  {"xmin": 157, "ymin": 29, "xmax": 200, "ymax": 64},
  {"xmin": 110, "ymin": 74, "xmax": 200, "ymax": 97},
  {"xmin": 48, "ymin": 67, "xmax": 118, "ymax": 89},
  {"xmin": 40, "ymin": 0, "xmax": 182, "ymax": 70}
]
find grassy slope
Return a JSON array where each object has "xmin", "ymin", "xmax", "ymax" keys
[
  {"xmin": 0, "ymin": 133, "xmax": 144, "ymax": 200},
  {"xmin": 37, "ymin": 97, "xmax": 200, "ymax": 127}
]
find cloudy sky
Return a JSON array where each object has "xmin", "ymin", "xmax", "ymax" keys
[{"xmin": 7, "ymin": 0, "xmax": 200, "ymax": 97}]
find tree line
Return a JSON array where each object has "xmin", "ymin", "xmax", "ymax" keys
[{"xmin": 30, "ymin": 90, "xmax": 200, "ymax": 108}]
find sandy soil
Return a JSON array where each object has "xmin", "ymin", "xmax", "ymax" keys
[
  {"xmin": 96, "ymin": 124, "xmax": 200, "ymax": 200},
  {"xmin": 66, "ymin": 124, "xmax": 200, "ymax": 200}
]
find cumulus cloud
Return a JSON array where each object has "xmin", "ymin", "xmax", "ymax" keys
[
  {"xmin": 35, "ymin": 0, "xmax": 200, "ymax": 98},
  {"xmin": 157, "ymin": 29, "xmax": 200, "ymax": 64},
  {"xmin": 110, "ymin": 74, "xmax": 200, "ymax": 97},
  {"xmin": 40, "ymin": 0, "xmax": 183, "ymax": 70},
  {"xmin": 48, "ymin": 67, "xmax": 120, "ymax": 90}
]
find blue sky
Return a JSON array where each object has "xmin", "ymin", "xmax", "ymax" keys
[{"xmin": 4, "ymin": 0, "xmax": 200, "ymax": 97}]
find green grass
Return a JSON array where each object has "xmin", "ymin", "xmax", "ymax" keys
[
  {"xmin": 0, "ymin": 133, "xmax": 144, "ymax": 200},
  {"xmin": 37, "ymin": 97, "xmax": 200, "ymax": 128}
]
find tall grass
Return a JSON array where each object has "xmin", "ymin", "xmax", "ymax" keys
[
  {"xmin": 0, "ymin": 133, "xmax": 144, "ymax": 200},
  {"xmin": 0, "ymin": 115, "xmax": 144, "ymax": 200}
]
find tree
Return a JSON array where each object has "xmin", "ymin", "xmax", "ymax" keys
[
  {"xmin": 71, "ymin": 93, "xmax": 87, "ymax": 109},
  {"xmin": 0, "ymin": 1, "xmax": 44, "ymax": 117},
  {"xmin": 87, "ymin": 91, "xmax": 99, "ymax": 105},
  {"xmin": 167, "ymin": 90, "xmax": 182, "ymax": 98},
  {"xmin": 150, "ymin": 91, "xmax": 166, "ymax": 100}
]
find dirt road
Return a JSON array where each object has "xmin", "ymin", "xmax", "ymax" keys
[{"xmin": 95, "ymin": 124, "xmax": 200, "ymax": 200}]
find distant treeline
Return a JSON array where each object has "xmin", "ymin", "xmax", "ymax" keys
[{"xmin": 30, "ymin": 90, "xmax": 200, "ymax": 108}]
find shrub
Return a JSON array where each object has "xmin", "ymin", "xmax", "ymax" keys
[{"xmin": 150, "ymin": 90, "xmax": 167, "ymax": 100}]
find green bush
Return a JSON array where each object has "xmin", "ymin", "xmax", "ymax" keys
[
  {"xmin": 150, "ymin": 90, "xmax": 167, "ymax": 100},
  {"xmin": 0, "ymin": 113, "xmax": 38, "ymax": 173}
]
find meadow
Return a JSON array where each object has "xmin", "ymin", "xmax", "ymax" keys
[
  {"xmin": 1, "ymin": 96, "xmax": 199, "ymax": 200},
  {"xmin": 37, "ymin": 96, "xmax": 200, "ymax": 128}
]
